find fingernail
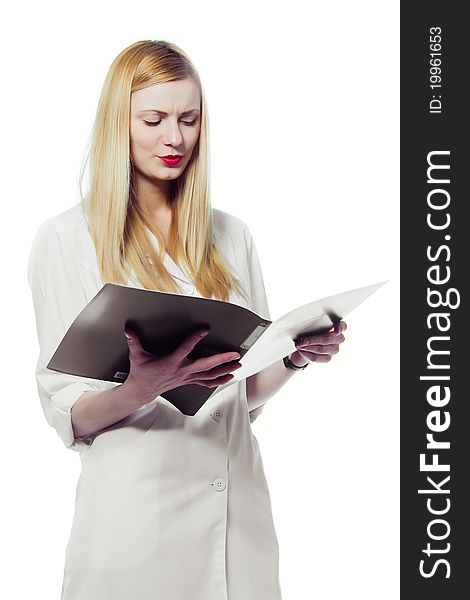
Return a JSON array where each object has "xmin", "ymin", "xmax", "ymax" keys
[
  {"xmin": 124, "ymin": 330, "xmax": 131, "ymax": 339},
  {"xmin": 200, "ymin": 328, "xmax": 210, "ymax": 336}
]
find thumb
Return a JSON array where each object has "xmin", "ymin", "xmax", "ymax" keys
[{"xmin": 124, "ymin": 327, "xmax": 142, "ymax": 349}]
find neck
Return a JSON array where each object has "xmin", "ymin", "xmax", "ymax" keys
[{"xmin": 132, "ymin": 173, "xmax": 173, "ymax": 218}]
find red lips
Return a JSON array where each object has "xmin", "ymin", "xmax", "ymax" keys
[{"xmin": 159, "ymin": 155, "xmax": 184, "ymax": 166}]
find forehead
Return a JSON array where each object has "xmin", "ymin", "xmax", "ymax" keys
[{"xmin": 131, "ymin": 79, "xmax": 201, "ymax": 113}]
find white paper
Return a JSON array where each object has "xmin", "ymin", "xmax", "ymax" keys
[{"xmin": 218, "ymin": 280, "xmax": 387, "ymax": 388}]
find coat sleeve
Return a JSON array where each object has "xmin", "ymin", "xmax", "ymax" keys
[
  {"xmin": 243, "ymin": 224, "xmax": 271, "ymax": 423},
  {"xmin": 27, "ymin": 220, "xmax": 115, "ymax": 452}
]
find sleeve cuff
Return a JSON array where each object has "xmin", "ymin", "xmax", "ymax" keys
[
  {"xmin": 249, "ymin": 403, "xmax": 265, "ymax": 424},
  {"xmin": 49, "ymin": 381, "xmax": 103, "ymax": 452}
]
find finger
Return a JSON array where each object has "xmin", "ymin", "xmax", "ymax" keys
[
  {"xmin": 172, "ymin": 328, "xmax": 211, "ymax": 361},
  {"xmin": 332, "ymin": 320, "xmax": 347, "ymax": 335},
  {"xmin": 298, "ymin": 350, "xmax": 332, "ymax": 363},
  {"xmin": 124, "ymin": 327, "xmax": 148, "ymax": 360},
  {"xmin": 189, "ymin": 351, "xmax": 241, "ymax": 374},
  {"xmin": 190, "ymin": 373, "xmax": 236, "ymax": 388},
  {"xmin": 297, "ymin": 332, "xmax": 345, "ymax": 347},
  {"xmin": 297, "ymin": 343, "xmax": 340, "ymax": 354},
  {"xmin": 191, "ymin": 360, "xmax": 242, "ymax": 381}
]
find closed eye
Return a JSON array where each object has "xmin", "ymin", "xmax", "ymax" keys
[{"xmin": 143, "ymin": 120, "xmax": 197, "ymax": 127}]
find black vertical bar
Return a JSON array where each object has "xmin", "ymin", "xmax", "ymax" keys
[{"xmin": 401, "ymin": 3, "xmax": 469, "ymax": 598}]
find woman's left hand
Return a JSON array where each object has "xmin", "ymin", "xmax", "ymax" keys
[{"xmin": 290, "ymin": 320, "xmax": 347, "ymax": 366}]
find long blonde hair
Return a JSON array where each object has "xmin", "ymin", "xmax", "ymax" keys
[{"xmin": 78, "ymin": 39, "xmax": 248, "ymax": 302}]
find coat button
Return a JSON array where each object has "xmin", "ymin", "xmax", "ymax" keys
[
  {"xmin": 212, "ymin": 478, "xmax": 226, "ymax": 492},
  {"xmin": 210, "ymin": 408, "xmax": 223, "ymax": 422}
]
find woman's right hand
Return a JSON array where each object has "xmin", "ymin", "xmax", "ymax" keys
[{"xmin": 121, "ymin": 326, "xmax": 243, "ymax": 406}]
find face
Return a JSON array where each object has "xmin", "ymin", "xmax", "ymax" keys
[{"xmin": 129, "ymin": 78, "xmax": 201, "ymax": 182}]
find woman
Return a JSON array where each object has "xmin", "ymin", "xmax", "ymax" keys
[{"xmin": 28, "ymin": 40, "xmax": 347, "ymax": 600}]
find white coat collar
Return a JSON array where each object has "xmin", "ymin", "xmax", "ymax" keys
[
  {"xmin": 147, "ymin": 228, "xmax": 194, "ymax": 287},
  {"xmin": 77, "ymin": 199, "xmax": 194, "ymax": 289}
]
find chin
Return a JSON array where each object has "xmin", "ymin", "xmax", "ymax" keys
[{"xmin": 156, "ymin": 169, "xmax": 182, "ymax": 180}]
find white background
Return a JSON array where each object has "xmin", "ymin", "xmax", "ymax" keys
[{"xmin": 2, "ymin": 1, "xmax": 399, "ymax": 598}]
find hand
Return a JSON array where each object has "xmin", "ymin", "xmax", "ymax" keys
[
  {"xmin": 290, "ymin": 320, "xmax": 347, "ymax": 366},
  {"xmin": 122, "ymin": 327, "xmax": 243, "ymax": 406}
]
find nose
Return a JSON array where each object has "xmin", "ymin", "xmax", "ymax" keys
[{"xmin": 161, "ymin": 119, "xmax": 184, "ymax": 147}]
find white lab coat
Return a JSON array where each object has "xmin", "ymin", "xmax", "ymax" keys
[{"xmin": 28, "ymin": 200, "xmax": 283, "ymax": 600}]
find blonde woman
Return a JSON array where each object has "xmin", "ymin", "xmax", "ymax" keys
[{"xmin": 28, "ymin": 40, "xmax": 346, "ymax": 600}]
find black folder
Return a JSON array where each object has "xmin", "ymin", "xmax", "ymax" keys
[{"xmin": 47, "ymin": 280, "xmax": 387, "ymax": 415}]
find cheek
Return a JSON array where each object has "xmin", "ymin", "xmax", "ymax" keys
[
  {"xmin": 184, "ymin": 127, "xmax": 201, "ymax": 152},
  {"xmin": 130, "ymin": 124, "xmax": 158, "ymax": 154}
]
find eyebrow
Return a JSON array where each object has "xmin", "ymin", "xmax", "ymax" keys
[{"xmin": 137, "ymin": 109, "xmax": 200, "ymax": 116}]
